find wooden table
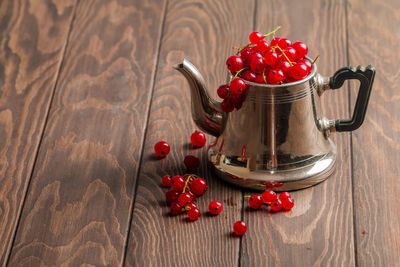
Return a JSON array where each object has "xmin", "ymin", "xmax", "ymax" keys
[{"xmin": 1, "ymin": 0, "xmax": 399, "ymax": 266}]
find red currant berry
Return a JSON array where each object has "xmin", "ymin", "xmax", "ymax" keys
[
  {"xmin": 298, "ymin": 58, "xmax": 312, "ymax": 72},
  {"xmin": 171, "ymin": 176, "xmax": 185, "ymax": 192},
  {"xmin": 186, "ymin": 202, "xmax": 198, "ymax": 211},
  {"xmin": 187, "ymin": 207, "xmax": 201, "ymax": 221},
  {"xmin": 285, "ymin": 76, "xmax": 297, "ymax": 83},
  {"xmin": 255, "ymin": 40, "xmax": 270, "ymax": 52},
  {"xmin": 275, "ymin": 182, "xmax": 284, "ymax": 187},
  {"xmin": 230, "ymin": 78, "xmax": 246, "ymax": 95},
  {"xmin": 267, "ymin": 69, "xmax": 285, "ymax": 84},
  {"xmin": 249, "ymin": 31, "xmax": 264, "ymax": 44},
  {"xmin": 249, "ymin": 194, "xmax": 264, "ymax": 209},
  {"xmin": 233, "ymin": 221, "xmax": 247, "ymax": 236},
  {"xmin": 278, "ymin": 192, "xmax": 291, "ymax": 201},
  {"xmin": 263, "ymin": 51, "xmax": 278, "ymax": 67},
  {"xmin": 292, "ymin": 41, "xmax": 308, "ymax": 60},
  {"xmin": 191, "ymin": 131, "xmax": 206, "ymax": 147},
  {"xmin": 217, "ymin": 85, "xmax": 229, "ymax": 99},
  {"xmin": 170, "ymin": 202, "xmax": 183, "ymax": 215},
  {"xmin": 262, "ymin": 190, "xmax": 277, "ymax": 203},
  {"xmin": 226, "ymin": 56, "xmax": 244, "ymax": 73},
  {"xmin": 250, "ymin": 57, "xmax": 266, "ymax": 74},
  {"xmin": 255, "ymin": 74, "xmax": 266, "ymax": 84},
  {"xmin": 183, "ymin": 174, "xmax": 195, "ymax": 184},
  {"xmin": 266, "ymin": 182, "xmax": 275, "ymax": 188},
  {"xmin": 283, "ymin": 47, "xmax": 297, "ymax": 62},
  {"xmin": 277, "ymin": 60, "xmax": 291, "ymax": 76},
  {"xmin": 270, "ymin": 199, "xmax": 283, "ymax": 212},
  {"xmin": 240, "ymin": 47, "xmax": 254, "ymax": 62},
  {"xmin": 241, "ymin": 70, "xmax": 257, "ymax": 82},
  {"xmin": 166, "ymin": 190, "xmax": 180, "ymax": 204},
  {"xmin": 278, "ymin": 38, "xmax": 292, "ymax": 49},
  {"xmin": 270, "ymin": 37, "xmax": 280, "ymax": 47},
  {"xmin": 281, "ymin": 197, "xmax": 294, "ymax": 210},
  {"xmin": 154, "ymin": 141, "xmax": 170, "ymax": 157},
  {"xmin": 178, "ymin": 192, "xmax": 193, "ymax": 206},
  {"xmin": 221, "ymin": 99, "xmax": 234, "ymax": 112},
  {"xmin": 162, "ymin": 175, "xmax": 172, "ymax": 187},
  {"xmin": 229, "ymin": 94, "xmax": 243, "ymax": 105},
  {"xmin": 184, "ymin": 155, "xmax": 200, "ymax": 170},
  {"xmin": 290, "ymin": 63, "xmax": 308, "ymax": 80},
  {"xmin": 208, "ymin": 200, "xmax": 223, "ymax": 215},
  {"xmin": 190, "ymin": 178, "xmax": 207, "ymax": 196}
]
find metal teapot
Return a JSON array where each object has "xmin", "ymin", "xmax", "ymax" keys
[{"xmin": 175, "ymin": 59, "xmax": 375, "ymax": 191}]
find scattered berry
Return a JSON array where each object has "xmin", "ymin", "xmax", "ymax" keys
[
  {"xmin": 270, "ymin": 199, "xmax": 283, "ymax": 212},
  {"xmin": 166, "ymin": 190, "xmax": 180, "ymax": 204},
  {"xmin": 262, "ymin": 190, "xmax": 277, "ymax": 203},
  {"xmin": 186, "ymin": 202, "xmax": 198, "ymax": 211},
  {"xmin": 191, "ymin": 131, "xmax": 207, "ymax": 147},
  {"xmin": 178, "ymin": 192, "xmax": 194, "ymax": 206},
  {"xmin": 154, "ymin": 141, "xmax": 170, "ymax": 157},
  {"xmin": 278, "ymin": 192, "xmax": 291, "ymax": 201},
  {"xmin": 184, "ymin": 155, "xmax": 200, "ymax": 170},
  {"xmin": 233, "ymin": 221, "xmax": 247, "ymax": 236},
  {"xmin": 171, "ymin": 175, "xmax": 185, "ymax": 191},
  {"xmin": 170, "ymin": 202, "xmax": 183, "ymax": 215},
  {"xmin": 209, "ymin": 200, "xmax": 223, "ymax": 215},
  {"xmin": 162, "ymin": 175, "xmax": 172, "ymax": 187},
  {"xmin": 249, "ymin": 194, "xmax": 264, "ymax": 209},
  {"xmin": 190, "ymin": 178, "xmax": 207, "ymax": 196},
  {"xmin": 187, "ymin": 208, "xmax": 201, "ymax": 221},
  {"xmin": 281, "ymin": 197, "xmax": 294, "ymax": 211}
]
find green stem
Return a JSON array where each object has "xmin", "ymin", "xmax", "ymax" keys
[
  {"xmin": 312, "ymin": 55, "xmax": 320, "ymax": 64},
  {"xmin": 233, "ymin": 68, "xmax": 246, "ymax": 79},
  {"xmin": 182, "ymin": 175, "xmax": 192, "ymax": 193},
  {"xmin": 262, "ymin": 70, "xmax": 268, "ymax": 84},
  {"xmin": 263, "ymin": 26, "xmax": 281, "ymax": 38},
  {"xmin": 272, "ymin": 45, "xmax": 293, "ymax": 66}
]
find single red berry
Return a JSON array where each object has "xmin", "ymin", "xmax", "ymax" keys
[
  {"xmin": 170, "ymin": 202, "xmax": 183, "ymax": 215},
  {"xmin": 178, "ymin": 192, "xmax": 193, "ymax": 206},
  {"xmin": 226, "ymin": 55, "xmax": 244, "ymax": 73},
  {"xmin": 277, "ymin": 60, "xmax": 291, "ymax": 76},
  {"xmin": 263, "ymin": 51, "xmax": 278, "ymax": 67},
  {"xmin": 255, "ymin": 74, "xmax": 266, "ymax": 84},
  {"xmin": 233, "ymin": 221, "xmax": 247, "ymax": 236},
  {"xmin": 283, "ymin": 47, "xmax": 297, "ymax": 62},
  {"xmin": 292, "ymin": 41, "xmax": 308, "ymax": 60},
  {"xmin": 171, "ymin": 176, "xmax": 185, "ymax": 191},
  {"xmin": 249, "ymin": 194, "xmax": 264, "ymax": 209},
  {"xmin": 250, "ymin": 57, "xmax": 266, "ymax": 74},
  {"xmin": 270, "ymin": 199, "xmax": 283, "ymax": 211},
  {"xmin": 190, "ymin": 178, "xmax": 207, "ymax": 196},
  {"xmin": 279, "ymin": 192, "xmax": 291, "ymax": 201},
  {"xmin": 275, "ymin": 182, "xmax": 284, "ymax": 187},
  {"xmin": 186, "ymin": 202, "xmax": 198, "ymax": 211},
  {"xmin": 277, "ymin": 38, "xmax": 292, "ymax": 49},
  {"xmin": 166, "ymin": 190, "xmax": 180, "ymax": 204},
  {"xmin": 208, "ymin": 200, "xmax": 223, "ymax": 215},
  {"xmin": 255, "ymin": 40, "xmax": 270, "ymax": 52},
  {"xmin": 271, "ymin": 37, "xmax": 281, "ymax": 47},
  {"xmin": 229, "ymin": 94, "xmax": 242, "ymax": 105},
  {"xmin": 262, "ymin": 190, "xmax": 277, "ymax": 203},
  {"xmin": 230, "ymin": 78, "xmax": 246, "ymax": 95},
  {"xmin": 162, "ymin": 175, "xmax": 172, "ymax": 187},
  {"xmin": 187, "ymin": 207, "xmax": 201, "ymax": 221},
  {"xmin": 290, "ymin": 63, "xmax": 308, "ymax": 80},
  {"xmin": 191, "ymin": 131, "xmax": 206, "ymax": 147},
  {"xmin": 298, "ymin": 58, "xmax": 312, "ymax": 72},
  {"xmin": 221, "ymin": 99, "xmax": 234, "ymax": 112},
  {"xmin": 266, "ymin": 182, "xmax": 275, "ymax": 188},
  {"xmin": 241, "ymin": 70, "xmax": 257, "ymax": 82},
  {"xmin": 154, "ymin": 141, "xmax": 170, "ymax": 157},
  {"xmin": 249, "ymin": 31, "xmax": 264, "ymax": 44},
  {"xmin": 217, "ymin": 85, "xmax": 229, "ymax": 99},
  {"xmin": 184, "ymin": 155, "xmax": 200, "ymax": 170},
  {"xmin": 267, "ymin": 69, "xmax": 285, "ymax": 84},
  {"xmin": 240, "ymin": 47, "xmax": 254, "ymax": 62},
  {"xmin": 281, "ymin": 197, "xmax": 294, "ymax": 210}
]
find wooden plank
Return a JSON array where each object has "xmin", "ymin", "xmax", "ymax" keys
[
  {"xmin": 6, "ymin": 0, "xmax": 166, "ymax": 266},
  {"xmin": 123, "ymin": 0, "xmax": 255, "ymax": 266},
  {"xmin": 0, "ymin": 0, "xmax": 76, "ymax": 264},
  {"xmin": 240, "ymin": 1, "xmax": 356, "ymax": 266},
  {"xmin": 347, "ymin": 0, "xmax": 400, "ymax": 265}
]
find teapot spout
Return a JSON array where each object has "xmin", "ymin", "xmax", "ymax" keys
[{"xmin": 174, "ymin": 59, "xmax": 227, "ymax": 137}]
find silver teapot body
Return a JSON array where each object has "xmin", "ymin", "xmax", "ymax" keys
[{"xmin": 176, "ymin": 59, "xmax": 375, "ymax": 191}]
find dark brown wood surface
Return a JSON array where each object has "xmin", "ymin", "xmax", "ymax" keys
[
  {"xmin": 0, "ymin": 0, "xmax": 76, "ymax": 264},
  {"xmin": 1, "ymin": 0, "xmax": 399, "ymax": 266}
]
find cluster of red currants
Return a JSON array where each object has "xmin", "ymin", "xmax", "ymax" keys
[
  {"xmin": 217, "ymin": 26, "xmax": 315, "ymax": 113},
  {"xmin": 247, "ymin": 189, "xmax": 294, "ymax": 211}
]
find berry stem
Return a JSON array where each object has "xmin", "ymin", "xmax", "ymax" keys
[
  {"xmin": 312, "ymin": 55, "xmax": 320, "ymax": 64},
  {"xmin": 262, "ymin": 70, "xmax": 268, "ymax": 84},
  {"xmin": 272, "ymin": 45, "xmax": 293, "ymax": 66},
  {"xmin": 233, "ymin": 68, "xmax": 246, "ymax": 79},
  {"xmin": 263, "ymin": 26, "xmax": 281, "ymax": 38},
  {"xmin": 182, "ymin": 175, "xmax": 193, "ymax": 193},
  {"xmin": 244, "ymin": 195, "xmax": 251, "ymax": 198}
]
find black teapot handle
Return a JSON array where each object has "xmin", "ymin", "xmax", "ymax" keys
[{"xmin": 329, "ymin": 65, "xmax": 375, "ymax": 132}]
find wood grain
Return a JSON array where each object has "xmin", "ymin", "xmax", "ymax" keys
[
  {"xmin": 240, "ymin": 1, "xmax": 355, "ymax": 266},
  {"xmin": 7, "ymin": 0, "xmax": 166, "ymax": 266},
  {"xmin": 123, "ymin": 0, "xmax": 255, "ymax": 266},
  {"xmin": 0, "ymin": 0, "xmax": 76, "ymax": 265},
  {"xmin": 347, "ymin": 0, "xmax": 400, "ymax": 266}
]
